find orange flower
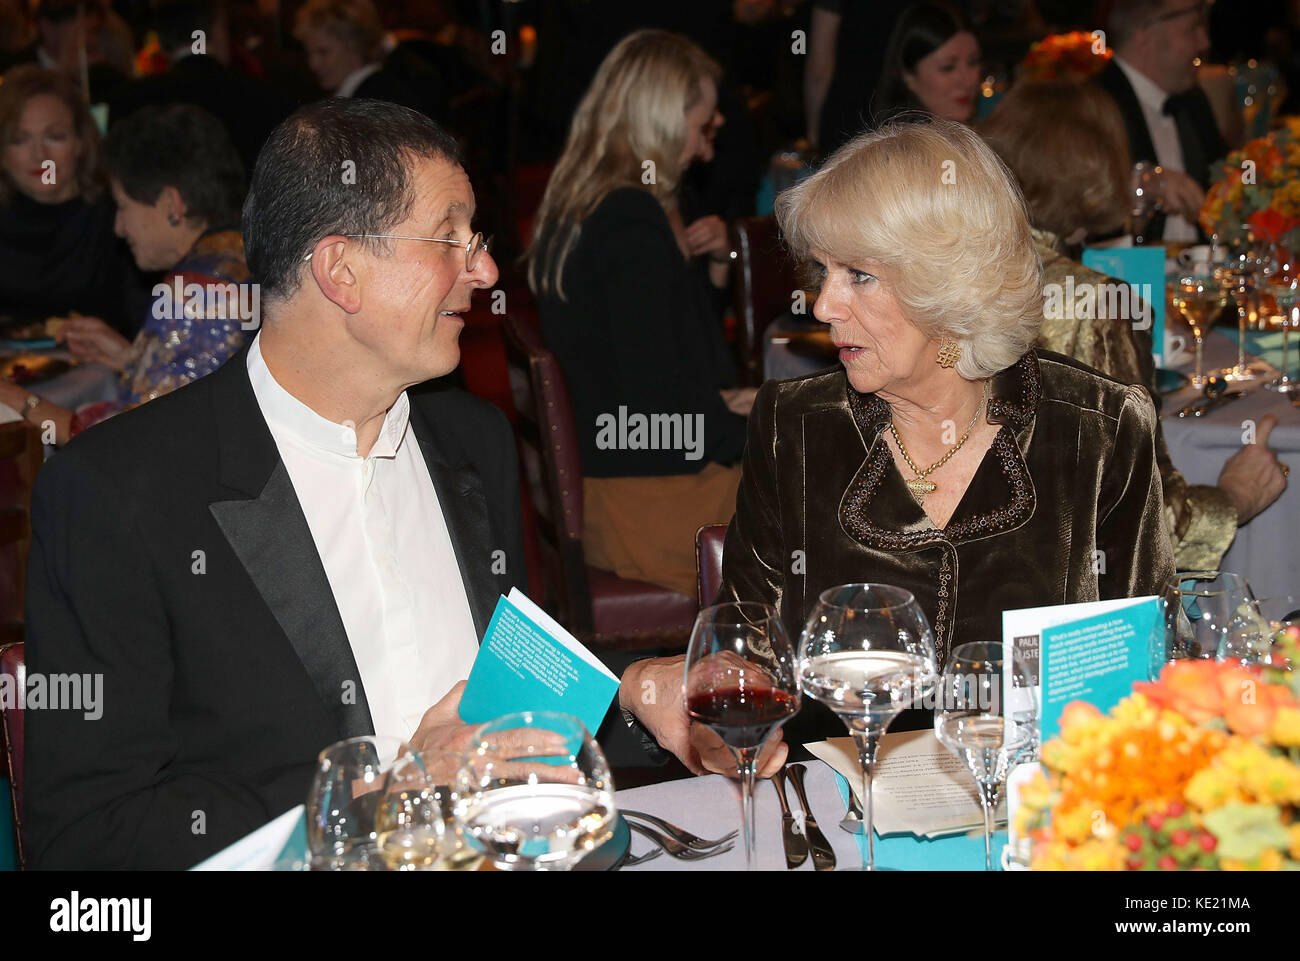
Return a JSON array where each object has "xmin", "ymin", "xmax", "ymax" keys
[{"xmin": 1136, "ymin": 660, "xmax": 1296, "ymax": 739}]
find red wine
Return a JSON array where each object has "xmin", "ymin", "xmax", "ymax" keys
[{"xmin": 687, "ymin": 686, "xmax": 798, "ymax": 749}]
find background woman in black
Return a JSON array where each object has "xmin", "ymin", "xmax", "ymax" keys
[
  {"xmin": 0, "ymin": 65, "xmax": 143, "ymax": 335},
  {"xmin": 526, "ymin": 30, "xmax": 750, "ymax": 598}
]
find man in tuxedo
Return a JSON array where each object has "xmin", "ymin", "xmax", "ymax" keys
[
  {"xmin": 1095, "ymin": 0, "xmax": 1228, "ymax": 242},
  {"xmin": 24, "ymin": 98, "xmax": 522, "ymax": 868}
]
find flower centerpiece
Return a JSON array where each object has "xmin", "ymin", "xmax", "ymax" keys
[
  {"xmin": 1018, "ymin": 31, "xmax": 1111, "ymax": 83},
  {"xmin": 1018, "ymin": 640, "xmax": 1300, "ymax": 870},
  {"xmin": 1200, "ymin": 118, "xmax": 1300, "ymax": 255}
]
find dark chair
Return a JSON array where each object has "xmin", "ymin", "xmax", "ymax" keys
[
  {"xmin": 0, "ymin": 420, "xmax": 42, "ymax": 791},
  {"xmin": 1, "ymin": 641, "xmax": 25, "ymax": 868},
  {"xmin": 502, "ymin": 314, "xmax": 697, "ymax": 651},
  {"xmin": 729, "ymin": 215, "xmax": 802, "ymax": 386},
  {"xmin": 695, "ymin": 523, "xmax": 727, "ymax": 609}
]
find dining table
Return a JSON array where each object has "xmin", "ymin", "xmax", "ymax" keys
[
  {"xmin": 764, "ymin": 317, "xmax": 1300, "ymax": 615},
  {"xmin": 616, "ymin": 760, "xmax": 1007, "ymax": 872}
]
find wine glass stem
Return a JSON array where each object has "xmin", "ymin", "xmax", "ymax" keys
[
  {"xmin": 735, "ymin": 747, "xmax": 759, "ymax": 871},
  {"xmin": 978, "ymin": 780, "xmax": 1002, "ymax": 872},
  {"xmin": 851, "ymin": 725, "xmax": 883, "ymax": 871},
  {"xmin": 1282, "ymin": 323, "xmax": 1292, "ymax": 383},
  {"xmin": 1237, "ymin": 304, "xmax": 1248, "ymax": 372},
  {"xmin": 1194, "ymin": 333, "xmax": 1204, "ymax": 384}
]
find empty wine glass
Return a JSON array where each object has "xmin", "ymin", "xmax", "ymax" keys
[
  {"xmin": 684, "ymin": 601, "xmax": 800, "ymax": 870},
  {"xmin": 374, "ymin": 749, "xmax": 482, "ymax": 871},
  {"xmin": 1128, "ymin": 161, "xmax": 1164, "ymax": 246},
  {"xmin": 1155, "ymin": 571, "xmax": 1267, "ymax": 674},
  {"xmin": 1265, "ymin": 253, "xmax": 1299, "ymax": 394},
  {"xmin": 1214, "ymin": 243, "xmax": 1275, "ymax": 382},
  {"xmin": 453, "ymin": 711, "xmax": 615, "ymax": 871},
  {"xmin": 798, "ymin": 584, "xmax": 938, "ymax": 870},
  {"xmin": 934, "ymin": 641, "xmax": 1031, "ymax": 871},
  {"xmin": 307, "ymin": 735, "xmax": 405, "ymax": 870}
]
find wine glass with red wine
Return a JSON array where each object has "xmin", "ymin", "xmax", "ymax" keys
[{"xmin": 684, "ymin": 601, "xmax": 800, "ymax": 870}]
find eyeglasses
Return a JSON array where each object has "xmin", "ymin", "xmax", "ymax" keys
[{"xmin": 302, "ymin": 231, "xmax": 492, "ymax": 271}]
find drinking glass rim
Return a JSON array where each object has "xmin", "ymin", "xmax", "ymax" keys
[
  {"xmin": 947, "ymin": 640, "xmax": 1006, "ymax": 668},
  {"xmin": 315, "ymin": 733, "xmax": 407, "ymax": 767},
  {"xmin": 814, "ymin": 582, "xmax": 919, "ymax": 612},
  {"xmin": 1165, "ymin": 570, "xmax": 1251, "ymax": 598},
  {"xmin": 695, "ymin": 600, "xmax": 782, "ymax": 625}
]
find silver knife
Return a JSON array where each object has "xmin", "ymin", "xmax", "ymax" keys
[
  {"xmin": 1191, "ymin": 390, "xmax": 1245, "ymax": 417},
  {"xmin": 772, "ymin": 766, "xmax": 809, "ymax": 869},
  {"xmin": 788, "ymin": 763, "xmax": 837, "ymax": 871}
]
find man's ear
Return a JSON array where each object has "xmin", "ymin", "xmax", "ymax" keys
[{"xmin": 306, "ymin": 237, "xmax": 363, "ymax": 314}]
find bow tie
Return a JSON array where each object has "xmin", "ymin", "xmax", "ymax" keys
[{"xmin": 1162, "ymin": 92, "xmax": 1190, "ymax": 116}]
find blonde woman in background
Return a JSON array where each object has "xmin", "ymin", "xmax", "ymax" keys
[{"xmin": 525, "ymin": 29, "xmax": 750, "ymax": 599}]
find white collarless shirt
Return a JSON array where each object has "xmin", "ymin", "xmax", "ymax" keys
[
  {"xmin": 246, "ymin": 334, "xmax": 480, "ymax": 740},
  {"xmin": 1115, "ymin": 57, "xmax": 1199, "ymax": 242}
]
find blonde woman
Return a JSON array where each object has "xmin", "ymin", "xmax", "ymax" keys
[
  {"xmin": 525, "ymin": 30, "xmax": 748, "ymax": 599},
  {"xmin": 620, "ymin": 118, "xmax": 1174, "ymax": 777}
]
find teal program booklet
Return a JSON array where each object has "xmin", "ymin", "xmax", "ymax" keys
[
  {"xmin": 1002, "ymin": 595, "xmax": 1159, "ymax": 742},
  {"xmin": 459, "ymin": 588, "xmax": 621, "ymax": 735}
]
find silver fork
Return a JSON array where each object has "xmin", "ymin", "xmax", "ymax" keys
[
  {"xmin": 839, "ymin": 789, "xmax": 864, "ymax": 835},
  {"xmin": 626, "ymin": 821, "xmax": 735, "ymax": 861},
  {"xmin": 621, "ymin": 809, "xmax": 737, "ymax": 850}
]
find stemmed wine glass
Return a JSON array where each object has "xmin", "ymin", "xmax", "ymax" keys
[
  {"xmin": 1172, "ymin": 274, "xmax": 1227, "ymax": 388},
  {"xmin": 1128, "ymin": 161, "xmax": 1164, "ymax": 245},
  {"xmin": 934, "ymin": 641, "xmax": 1031, "ymax": 871},
  {"xmin": 797, "ymin": 584, "xmax": 938, "ymax": 871},
  {"xmin": 1155, "ymin": 571, "xmax": 1268, "ymax": 675},
  {"xmin": 1265, "ymin": 251, "xmax": 1299, "ymax": 393},
  {"xmin": 684, "ymin": 601, "xmax": 800, "ymax": 870},
  {"xmin": 452, "ymin": 711, "xmax": 615, "ymax": 871},
  {"xmin": 306, "ymin": 735, "xmax": 405, "ymax": 870},
  {"xmin": 1214, "ymin": 242, "xmax": 1275, "ymax": 382}
]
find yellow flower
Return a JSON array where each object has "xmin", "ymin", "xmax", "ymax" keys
[
  {"xmin": 1273, "ymin": 707, "xmax": 1300, "ymax": 747},
  {"xmin": 1186, "ymin": 766, "xmax": 1241, "ymax": 811},
  {"xmin": 1241, "ymin": 757, "xmax": 1300, "ymax": 805},
  {"xmin": 1054, "ymin": 803, "xmax": 1099, "ymax": 844},
  {"xmin": 1221, "ymin": 848, "xmax": 1285, "ymax": 871},
  {"xmin": 1289, "ymin": 824, "xmax": 1300, "ymax": 860}
]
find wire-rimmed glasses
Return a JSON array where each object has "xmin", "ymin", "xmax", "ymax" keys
[{"xmin": 303, "ymin": 231, "xmax": 492, "ymax": 271}]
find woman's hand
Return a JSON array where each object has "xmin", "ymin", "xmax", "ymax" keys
[
  {"xmin": 685, "ymin": 215, "xmax": 731, "ymax": 262},
  {"xmin": 720, "ymin": 387, "xmax": 758, "ymax": 416},
  {"xmin": 1218, "ymin": 414, "xmax": 1288, "ymax": 525},
  {"xmin": 619, "ymin": 656, "xmax": 788, "ymax": 779},
  {"xmin": 55, "ymin": 316, "xmax": 134, "ymax": 371}
]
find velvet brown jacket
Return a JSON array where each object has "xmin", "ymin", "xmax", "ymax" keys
[{"xmin": 717, "ymin": 348, "xmax": 1176, "ymax": 743}]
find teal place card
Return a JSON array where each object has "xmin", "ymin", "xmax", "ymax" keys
[
  {"xmin": 459, "ymin": 589, "xmax": 620, "ymax": 736},
  {"xmin": 1082, "ymin": 245, "xmax": 1167, "ymax": 365}
]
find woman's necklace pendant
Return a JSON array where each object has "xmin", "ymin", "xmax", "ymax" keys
[{"xmin": 906, "ymin": 478, "xmax": 937, "ymax": 504}]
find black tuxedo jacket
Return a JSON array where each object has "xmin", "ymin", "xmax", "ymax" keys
[
  {"xmin": 1095, "ymin": 60, "xmax": 1227, "ymax": 240},
  {"xmin": 23, "ymin": 348, "xmax": 526, "ymax": 869}
]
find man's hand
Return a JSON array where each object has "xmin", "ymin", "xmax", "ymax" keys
[
  {"xmin": 685, "ymin": 215, "xmax": 731, "ymax": 262},
  {"xmin": 619, "ymin": 656, "xmax": 788, "ymax": 778},
  {"xmin": 55, "ymin": 316, "xmax": 134, "ymax": 371},
  {"xmin": 409, "ymin": 680, "xmax": 476, "ymax": 754},
  {"xmin": 1218, "ymin": 414, "xmax": 1288, "ymax": 525},
  {"xmin": 1157, "ymin": 169, "xmax": 1207, "ymax": 223}
]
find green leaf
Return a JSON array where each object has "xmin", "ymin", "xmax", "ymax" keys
[{"xmin": 1202, "ymin": 803, "xmax": 1289, "ymax": 861}]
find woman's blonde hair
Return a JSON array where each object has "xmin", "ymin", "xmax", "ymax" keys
[
  {"xmin": 979, "ymin": 80, "xmax": 1130, "ymax": 242},
  {"xmin": 776, "ymin": 116, "xmax": 1042, "ymax": 380},
  {"xmin": 525, "ymin": 29, "xmax": 721, "ymax": 300},
  {"xmin": 0, "ymin": 64, "xmax": 104, "ymax": 205},
  {"xmin": 294, "ymin": 0, "xmax": 385, "ymax": 62}
]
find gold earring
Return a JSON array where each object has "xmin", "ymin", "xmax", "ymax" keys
[{"xmin": 937, "ymin": 337, "xmax": 961, "ymax": 369}]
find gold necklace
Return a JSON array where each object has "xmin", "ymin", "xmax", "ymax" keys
[{"xmin": 888, "ymin": 381, "xmax": 989, "ymax": 506}]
